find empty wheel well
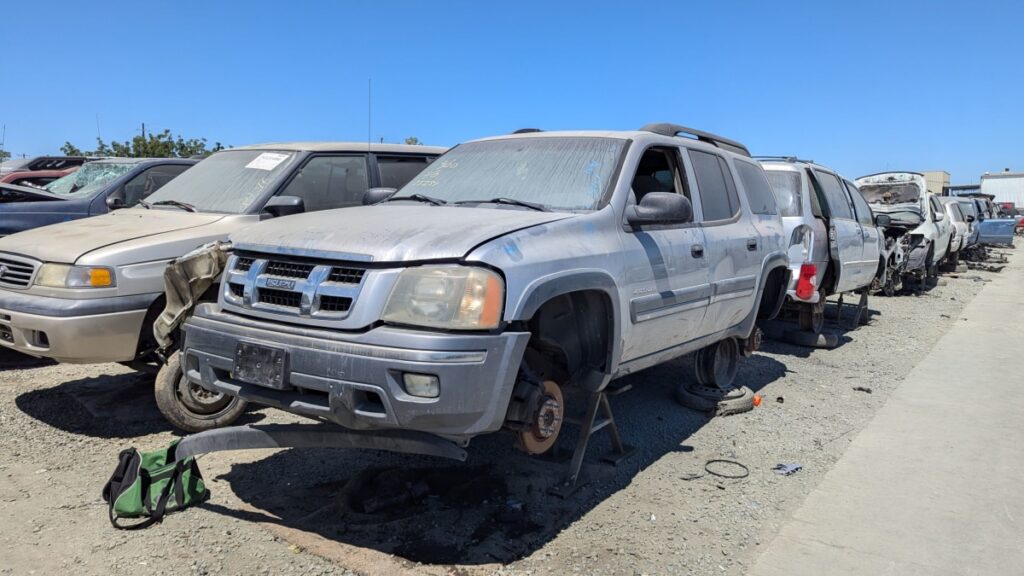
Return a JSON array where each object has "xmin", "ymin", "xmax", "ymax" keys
[
  {"xmin": 523, "ymin": 290, "xmax": 612, "ymax": 390},
  {"xmin": 757, "ymin": 266, "xmax": 789, "ymax": 320},
  {"xmin": 134, "ymin": 295, "xmax": 167, "ymax": 358}
]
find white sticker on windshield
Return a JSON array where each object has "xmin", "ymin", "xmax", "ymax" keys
[{"xmin": 245, "ymin": 152, "xmax": 289, "ymax": 171}]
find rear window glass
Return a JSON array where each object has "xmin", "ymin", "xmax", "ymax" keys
[
  {"xmin": 846, "ymin": 180, "xmax": 875, "ymax": 226},
  {"xmin": 813, "ymin": 170, "xmax": 854, "ymax": 220},
  {"xmin": 690, "ymin": 150, "xmax": 740, "ymax": 221},
  {"xmin": 735, "ymin": 160, "xmax": 777, "ymax": 215},
  {"xmin": 764, "ymin": 170, "xmax": 802, "ymax": 217}
]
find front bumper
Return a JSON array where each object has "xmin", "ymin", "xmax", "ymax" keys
[
  {"xmin": 181, "ymin": 304, "xmax": 531, "ymax": 440},
  {"xmin": 0, "ymin": 290, "xmax": 158, "ymax": 363}
]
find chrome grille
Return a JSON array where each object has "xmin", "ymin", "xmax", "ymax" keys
[
  {"xmin": 265, "ymin": 261, "xmax": 315, "ymax": 279},
  {"xmin": 327, "ymin": 267, "xmax": 365, "ymax": 284},
  {"xmin": 0, "ymin": 255, "xmax": 39, "ymax": 289},
  {"xmin": 223, "ymin": 252, "xmax": 367, "ymax": 320}
]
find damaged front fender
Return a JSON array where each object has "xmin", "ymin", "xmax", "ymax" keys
[{"xmin": 153, "ymin": 241, "xmax": 232, "ymax": 351}]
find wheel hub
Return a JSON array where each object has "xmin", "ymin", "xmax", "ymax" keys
[
  {"xmin": 517, "ymin": 380, "xmax": 564, "ymax": 455},
  {"xmin": 176, "ymin": 373, "xmax": 231, "ymax": 414}
]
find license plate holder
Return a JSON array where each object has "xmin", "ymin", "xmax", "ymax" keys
[{"xmin": 233, "ymin": 342, "xmax": 289, "ymax": 389}]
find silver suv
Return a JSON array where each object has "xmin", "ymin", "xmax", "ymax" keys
[
  {"xmin": 179, "ymin": 125, "xmax": 789, "ymax": 461},
  {"xmin": 760, "ymin": 158, "xmax": 882, "ymax": 332}
]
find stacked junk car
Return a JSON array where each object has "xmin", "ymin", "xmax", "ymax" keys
[{"xmin": 0, "ymin": 124, "xmax": 1016, "ymax": 536}]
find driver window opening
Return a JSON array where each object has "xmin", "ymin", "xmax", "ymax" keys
[{"xmin": 631, "ymin": 148, "xmax": 687, "ymax": 204}]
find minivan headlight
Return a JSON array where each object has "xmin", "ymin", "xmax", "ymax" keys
[
  {"xmin": 35, "ymin": 264, "xmax": 116, "ymax": 288},
  {"xmin": 382, "ymin": 266, "xmax": 503, "ymax": 330}
]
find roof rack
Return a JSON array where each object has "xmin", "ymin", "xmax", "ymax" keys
[
  {"xmin": 511, "ymin": 128, "xmax": 543, "ymax": 134},
  {"xmin": 752, "ymin": 155, "xmax": 816, "ymax": 164},
  {"xmin": 639, "ymin": 123, "xmax": 750, "ymax": 157}
]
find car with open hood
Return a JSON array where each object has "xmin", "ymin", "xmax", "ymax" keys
[
  {"xmin": 855, "ymin": 172, "xmax": 952, "ymax": 281},
  {"xmin": 175, "ymin": 124, "xmax": 790, "ymax": 468},
  {"xmin": 0, "ymin": 157, "xmax": 196, "ymax": 237},
  {"xmin": 0, "ymin": 142, "xmax": 444, "ymax": 430},
  {"xmin": 760, "ymin": 158, "xmax": 882, "ymax": 332}
]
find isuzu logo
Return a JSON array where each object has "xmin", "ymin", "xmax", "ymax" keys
[{"xmin": 266, "ymin": 278, "xmax": 296, "ymax": 290}]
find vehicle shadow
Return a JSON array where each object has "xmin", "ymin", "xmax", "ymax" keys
[
  {"xmin": 0, "ymin": 348, "xmax": 55, "ymax": 371},
  {"xmin": 14, "ymin": 371, "xmax": 265, "ymax": 439},
  {"xmin": 759, "ymin": 297, "xmax": 878, "ymax": 359},
  {"xmin": 205, "ymin": 353, "xmax": 787, "ymax": 567}
]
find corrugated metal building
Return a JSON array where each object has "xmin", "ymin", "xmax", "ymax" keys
[{"xmin": 980, "ymin": 171, "xmax": 1024, "ymax": 206}]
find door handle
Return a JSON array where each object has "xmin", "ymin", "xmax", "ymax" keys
[
  {"xmin": 746, "ymin": 238, "xmax": 758, "ymax": 251},
  {"xmin": 691, "ymin": 244, "xmax": 704, "ymax": 258}
]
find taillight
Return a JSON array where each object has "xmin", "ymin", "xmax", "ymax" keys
[{"xmin": 795, "ymin": 263, "xmax": 817, "ymax": 300}]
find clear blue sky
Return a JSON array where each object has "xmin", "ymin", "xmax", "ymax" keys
[{"xmin": 2, "ymin": 1, "xmax": 1021, "ymax": 183}]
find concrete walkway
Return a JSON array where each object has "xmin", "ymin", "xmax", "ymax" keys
[{"xmin": 750, "ymin": 254, "xmax": 1024, "ymax": 576}]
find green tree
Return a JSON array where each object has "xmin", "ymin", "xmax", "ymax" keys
[
  {"xmin": 404, "ymin": 136, "xmax": 421, "ymax": 145},
  {"xmin": 0, "ymin": 150, "xmax": 11, "ymax": 160},
  {"xmin": 60, "ymin": 128, "xmax": 225, "ymax": 158}
]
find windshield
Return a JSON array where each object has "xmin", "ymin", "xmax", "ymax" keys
[
  {"xmin": 764, "ymin": 170, "xmax": 802, "ymax": 217},
  {"xmin": 145, "ymin": 149, "xmax": 298, "ymax": 213},
  {"xmin": 859, "ymin": 182, "xmax": 921, "ymax": 205},
  {"xmin": 43, "ymin": 162, "xmax": 135, "ymax": 198},
  {"xmin": 400, "ymin": 137, "xmax": 626, "ymax": 211},
  {"xmin": 956, "ymin": 201, "xmax": 978, "ymax": 219}
]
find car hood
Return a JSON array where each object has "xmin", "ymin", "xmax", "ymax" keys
[
  {"xmin": 229, "ymin": 205, "xmax": 574, "ymax": 262},
  {"xmin": 0, "ymin": 208, "xmax": 226, "ymax": 264},
  {"xmin": 0, "ymin": 183, "xmax": 64, "ymax": 203}
]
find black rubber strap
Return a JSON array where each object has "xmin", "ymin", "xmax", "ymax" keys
[{"xmin": 109, "ymin": 461, "xmax": 185, "ymax": 530}]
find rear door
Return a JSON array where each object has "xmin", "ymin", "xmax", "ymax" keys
[
  {"xmin": 689, "ymin": 149, "xmax": 760, "ymax": 336},
  {"xmin": 845, "ymin": 179, "xmax": 882, "ymax": 287},
  {"xmin": 810, "ymin": 169, "xmax": 863, "ymax": 293},
  {"xmin": 619, "ymin": 146, "xmax": 710, "ymax": 362}
]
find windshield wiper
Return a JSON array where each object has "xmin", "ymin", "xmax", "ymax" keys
[
  {"xmin": 152, "ymin": 200, "xmax": 197, "ymax": 212},
  {"xmin": 455, "ymin": 197, "xmax": 549, "ymax": 212},
  {"xmin": 382, "ymin": 193, "xmax": 448, "ymax": 206},
  {"xmin": 137, "ymin": 200, "xmax": 152, "ymax": 209}
]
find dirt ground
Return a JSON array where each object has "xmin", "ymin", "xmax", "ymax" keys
[{"xmin": 0, "ymin": 255, "xmax": 1010, "ymax": 576}]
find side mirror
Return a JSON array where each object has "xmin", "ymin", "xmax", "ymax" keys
[
  {"xmin": 106, "ymin": 193, "xmax": 126, "ymax": 210},
  {"xmin": 874, "ymin": 214, "xmax": 891, "ymax": 227},
  {"xmin": 263, "ymin": 195, "xmax": 305, "ymax": 218},
  {"xmin": 934, "ymin": 210, "xmax": 944, "ymax": 222},
  {"xmin": 966, "ymin": 214, "xmax": 976, "ymax": 223},
  {"xmin": 627, "ymin": 192, "xmax": 693, "ymax": 226},
  {"xmin": 362, "ymin": 187, "xmax": 397, "ymax": 205}
]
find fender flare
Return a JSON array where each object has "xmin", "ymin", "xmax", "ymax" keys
[
  {"xmin": 511, "ymin": 270, "xmax": 623, "ymax": 387},
  {"xmin": 737, "ymin": 253, "xmax": 789, "ymax": 338}
]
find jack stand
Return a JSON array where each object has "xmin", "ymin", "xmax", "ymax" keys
[
  {"xmin": 549, "ymin": 384, "xmax": 636, "ymax": 498},
  {"xmin": 835, "ymin": 293, "xmax": 844, "ymax": 321},
  {"xmin": 848, "ymin": 291, "xmax": 868, "ymax": 329}
]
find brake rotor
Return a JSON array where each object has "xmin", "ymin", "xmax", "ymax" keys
[{"xmin": 517, "ymin": 380, "xmax": 564, "ymax": 455}]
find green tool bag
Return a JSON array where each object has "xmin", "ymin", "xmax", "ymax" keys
[{"xmin": 102, "ymin": 439, "xmax": 209, "ymax": 530}]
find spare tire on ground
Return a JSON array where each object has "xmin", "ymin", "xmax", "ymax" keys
[{"xmin": 675, "ymin": 384, "xmax": 755, "ymax": 416}]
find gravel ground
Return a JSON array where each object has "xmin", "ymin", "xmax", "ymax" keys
[{"xmin": 0, "ymin": 255, "xmax": 1010, "ymax": 576}]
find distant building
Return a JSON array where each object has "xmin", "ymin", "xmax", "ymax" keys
[
  {"xmin": 980, "ymin": 171, "xmax": 1024, "ymax": 207},
  {"xmin": 920, "ymin": 171, "xmax": 950, "ymax": 196},
  {"xmin": 946, "ymin": 184, "xmax": 983, "ymax": 197}
]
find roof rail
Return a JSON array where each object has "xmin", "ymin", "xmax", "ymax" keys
[
  {"xmin": 752, "ymin": 155, "xmax": 816, "ymax": 164},
  {"xmin": 639, "ymin": 123, "xmax": 750, "ymax": 157},
  {"xmin": 511, "ymin": 128, "xmax": 543, "ymax": 134}
]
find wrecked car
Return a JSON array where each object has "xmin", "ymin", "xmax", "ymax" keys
[
  {"xmin": 0, "ymin": 142, "xmax": 444, "ymax": 432},
  {"xmin": 176, "ymin": 124, "xmax": 790, "ymax": 469},
  {"xmin": 760, "ymin": 158, "xmax": 882, "ymax": 332},
  {"xmin": 939, "ymin": 198, "xmax": 970, "ymax": 265},
  {"xmin": 855, "ymin": 172, "xmax": 952, "ymax": 283},
  {"xmin": 0, "ymin": 157, "xmax": 196, "ymax": 237}
]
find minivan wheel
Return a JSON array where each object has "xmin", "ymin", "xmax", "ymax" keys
[
  {"xmin": 798, "ymin": 300, "xmax": 825, "ymax": 334},
  {"xmin": 154, "ymin": 352, "xmax": 248, "ymax": 433}
]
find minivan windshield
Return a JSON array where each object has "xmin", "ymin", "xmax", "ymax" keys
[
  {"xmin": 43, "ymin": 161, "xmax": 136, "ymax": 199},
  {"xmin": 859, "ymin": 182, "xmax": 921, "ymax": 205},
  {"xmin": 399, "ymin": 137, "xmax": 626, "ymax": 211},
  {"xmin": 764, "ymin": 170, "xmax": 802, "ymax": 217},
  {"xmin": 145, "ymin": 149, "xmax": 298, "ymax": 213}
]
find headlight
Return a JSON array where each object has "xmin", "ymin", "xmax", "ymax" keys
[
  {"xmin": 382, "ymin": 266, "xmax": 503, "ymax": 330},
  {"xmin": 35, "ymin": 264, "xmax": 116, "ymax": 288}
]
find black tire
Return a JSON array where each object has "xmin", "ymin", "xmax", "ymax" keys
[
  {"xmin": 693, "ymin": 338, "xmax": 739, "ymax": 390},
  {"xmin": 154, "ymin": 352, "xmax": 247, "ymax": 433},
  {"xmin": 797, "ymin": 301, "xmax": 825, "ymax": 334},
  {"xmin": 675, "ymin": 384, "xmax": 754, "ymax": 416},
  {"xmin": 783, "ymin": 328, "xmax": 839, "ymax": 349}
]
